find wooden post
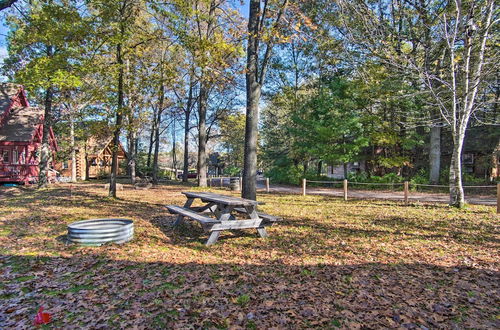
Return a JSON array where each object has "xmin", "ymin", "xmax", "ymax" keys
[
  {"xmin": 302, "ymin": 178, "xmax": 306, "ymax": 196},
  {"xmin": 343, "ymin": 179, "xmax": 348, "ymax": 201},
  {"xmin": 239, "ymin": 176, "xmax": 242, "ymax": 191},
  {"xmin": 208, "ymin": 175, "xmax": 211, "ymax": 187},
  {"xmin": 266, "ymin": 177, "xmax": 270, "ymax": 193},
  {"xmin": 404, "ymin": 181, "xmax": 409, "ymax": 204},
  {"xmin": 497, "ymin": 183, "xmax": 500, "ymax": 214},
  {"xmin": 220, "ymin": 176, "xmax": 223, "ymax": 188}
]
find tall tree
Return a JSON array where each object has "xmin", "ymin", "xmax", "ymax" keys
[
  {"xmin": 153, "ymin": 0, "xmax": 243, "ymax": 187},
  {"xmin": 3, "ymin": 0, "xmax": 87, "ymax": 187},
  {"xmin": 91, "ymin": 0, "xmax": 151, "ymax": 197},
  {"xmin": 243, "ymin": 0, "xmax": 289, "ymax": 200},
  {"xmin": 336, "ymin": 0, "xmax": 499, "ymax": 207}
]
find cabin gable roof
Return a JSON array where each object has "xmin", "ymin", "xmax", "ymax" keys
[
  {"xmin": 0, "ymin": 106, "xmax": 44, "ymax": 142},
  {"xmin": 86, "ymin": 136, "xmax": 128, "ymax": 159}
]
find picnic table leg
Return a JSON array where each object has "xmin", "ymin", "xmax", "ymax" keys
[
  {"xmin": 256, "ymin": 227, "xmax": 268, "ymax": 238},
  {"xmin": 206, "ymin": 231, "xmax": 221, "ymax": 246},
  {"xmin": 244, "ymin": 205, "xmax": 268, "ymax": 238},
  {"xmin": 174, "ymin": 198, "xmax": 194, "ymax": 226},
  {"xmin": 214, "ymin": 204, "xmax": 235, "ymax": 221}
]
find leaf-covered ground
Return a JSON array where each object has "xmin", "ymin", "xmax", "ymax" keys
[{"xmin": 0, "ymin": 183, "xmax": 498, "ymax": 328}]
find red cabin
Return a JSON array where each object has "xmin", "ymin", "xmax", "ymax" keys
[{"xmin": 0, "ymin": 83, "xmax": 57, "ymax": 184}]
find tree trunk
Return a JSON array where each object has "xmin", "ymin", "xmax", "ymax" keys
[
  {"xmin": 109, "ymin": 42, "xmax": 124, "ymax": 198},
  {"xmin": 128, "ymin": 129, "xmax": 136, "ymax": 184},
  {"xmin": 152, "ymin": 108, "xmax": 163, "ymax": 185},
  {"xmin": 343, "ymin": 162, "xmax": 348, "ymax": 179},
  {"xmin": 147, "ymin": 122, "xmax": 155, "ymax": 169},
  {"xmin": 182, "ymin": 80, "xmax": 194, "ymax": 183},
  {"xmin": 197, "ymin": 82, "xmax": 208, "ymax": 187},
  {"xmin": 449, "ymin": 141, "xmax": 465, "ymax": 208},
  {"xmin": 183, "ymin": 112, "xmax": 190, "ymax": 182},
  {"xmin": 84, "ymin": 143, "xmax": 89, "ymax": 181},
  {"xmin": 242, "ymin": 83, "xmax": 260, "ymax": 200},
  {"xmin": 70, "ymin": 114, "xmax": 77, "ymax": 182},
  {"xmin": 172, "ymin": 117, "xmax": 177, "ymax": 180},
  {"xmin": 317, "ymin": 160, "xmax": 322, "ymax": 176},
  {"xmin": 429, "ymin": 126, "xmax": 441, "ymax": 184},
  {"xmin": 242, "ymin": 0, "xmax": 261, "ymax": 200},
  {"xmin": 38, "ymin": 84, "xmax": 53, "ymax": 188}
]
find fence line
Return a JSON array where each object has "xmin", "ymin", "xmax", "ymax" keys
[
  {"xmin": 206, "ymin": 176, "xmax": 499, "ymax": 213},
  {"xmin": 301, "ymin": 178, "xmax": 499, "ymax": 213}
]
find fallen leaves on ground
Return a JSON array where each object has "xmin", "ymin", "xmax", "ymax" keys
[{"xmin": 0, "ymin": 182, "xmax": 498, "ymax": 328}]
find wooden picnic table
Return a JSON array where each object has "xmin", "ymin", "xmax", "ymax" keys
[{"xmin": 166, "ymin": 191, "xmax": 281, "ymax": 246}]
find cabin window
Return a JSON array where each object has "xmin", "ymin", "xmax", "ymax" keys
[
  {"xmin": 2, "ymin": 150, "xmax": 9, "ymax": 163},
  {"xmin": 30, "ymin": 151, "xmax": 38, "ymax": 163},
  {"xmin": 91, "ymin": 158, "xmax": 97, "ymax": 166},
  {"xmin": 62, "ymin": 161, "xmax": 69, "ymax": 169},
  {"xmin": 12, "ymin": 150, "xmax": 18, "ymax": 164},
  {"xmin": 19, "ymin": 151, "xmax": 25, "ymax": 164},
  {"xmin": 463, "ymin": 153, "xmax": 474, "ymax": 165}
]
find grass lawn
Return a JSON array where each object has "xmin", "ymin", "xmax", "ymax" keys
[{"xmin": 0, "ymin": 182, "xmax": 498, "ymax": 328}]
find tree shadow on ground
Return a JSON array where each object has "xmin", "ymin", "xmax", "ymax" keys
[{"xmin": 0, "ymin": 253, "xmax": 498, "ymax": 328}]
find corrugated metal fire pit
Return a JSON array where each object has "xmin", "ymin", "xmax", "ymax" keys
[{"xmin": 67, "ymin": 218, "xmax": 134, "ymax": 246}]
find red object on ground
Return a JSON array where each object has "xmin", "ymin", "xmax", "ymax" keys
[{"xmin": 34, "ymin": 307, "xmax": 51, "ymax": 326}]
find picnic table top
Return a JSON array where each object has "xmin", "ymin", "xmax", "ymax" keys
[{"xmin": 182, "ymin": 191, "xmax": 259, "ymax": 206}]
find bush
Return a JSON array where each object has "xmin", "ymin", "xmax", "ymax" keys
[
  {"xmin": 266, "ymin": 165, "xmax": 303, "ymax": 185},
  {"xmin": 409, "ymin": 169, "xmax": 429, "ymax": 185},
  {"xmin": 223, "ymin": 165, "xmax": 241, "ymax": 177},
  {"xmin": 348, "ymin": 172, "xmax": 403, "ymax": 183}
]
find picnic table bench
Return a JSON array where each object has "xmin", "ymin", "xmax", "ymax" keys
[{"xmin": 166, "ymin": 191, "xmax": 281, "ymax": 246}]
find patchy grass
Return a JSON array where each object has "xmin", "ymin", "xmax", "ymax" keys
[{"xmin": 0, "ymin": 182, "xmax": 498, "ymax": 328}]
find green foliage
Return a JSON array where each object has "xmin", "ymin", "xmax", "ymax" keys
[
  {"xmin": 266, "ymin": 163, "xmax": 304, "ymax": 185},
  {"xmin": 289, "ymin": 77, "xmax": 369, "ymax": 166},
  {"xmin": 223, "ymin": 165, "xmax": 241, "ymax": 177},
  {"xmin": 347, "ymin": 172, "xmax": 403, "ymax": 184},
  {"xmin": 219, "ymin": 113, "xmax": 246, "ymax": 169},
  {"xmin": 3, "ymin": 0, "xmax": 89, "ymax": 95}
]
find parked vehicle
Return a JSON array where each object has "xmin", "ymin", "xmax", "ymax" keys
[{"xmin": 177, "ymin": 171, "xmax": 197, "ymax": 179}]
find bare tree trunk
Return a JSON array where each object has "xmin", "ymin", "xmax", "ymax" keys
[
  {"xmin": 152, "ymin": 111, "xmax": 162, "ymax": 185},
  {"xmin": 38, "ymin": 45, "xmax": 54, "ymax": 188},
  {"xmin": 449, "ymin": 135, "xmax": 465, "ymax": 208},
  {"xmin": 343, "ymin": 162, "xmax": 348, "ymax": 179},
  {"xmin": 242, "ymin": 83, "xmax": 260, "ymax": 200},
  {"xmin": 84, "ymin": 143, "xmax": 89, "ymax": 181},
  {"xmin": 429, "ymin": 126, "xmax": 441, "ymax": 184},
  {"xmin": 242, "ymin": 0, "xmax": 262, "ymax": 200},
  {"xmin": 128, "ymin": 129, "xmax": 136, "ymax": 183},
  {"xmin": 317, "ymin": 160, "xmax": 322, "ymax": 176},
  {"xmin": 109, "ymin": 41, "xmax": 124, "ymax": 198},
  {"xmin": 197, "ymin": 82, "xmax": 208, "ymax": 187},
  {"xmin": 38, "ymin": 85, "xmax": 53, "ymax": 187},
  {"xmin": 490, "ymin": 139, "xmax": 500, "ymax": 181},
  {"xmin": 147, "ymin": 122, "xmax": 155, "ymax": 169},
  {"xmin": 152, "ymin": 79, "xmax": 165, "ymax": 185},
  {"xmin": 70, "ymin": 113, "xmax": 77, "ymax": 182},
  {"xmin": 172, "ymin": 116, "xmax": 177, "ymax": 180},
  {"xmin": 182, "ymin": 81, "xmax": 194, "ymax": 183}
]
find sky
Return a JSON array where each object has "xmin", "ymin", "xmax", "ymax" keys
[{"xmin": 0, "ymin": 15, "xmax": 9, "ymax": 80}]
